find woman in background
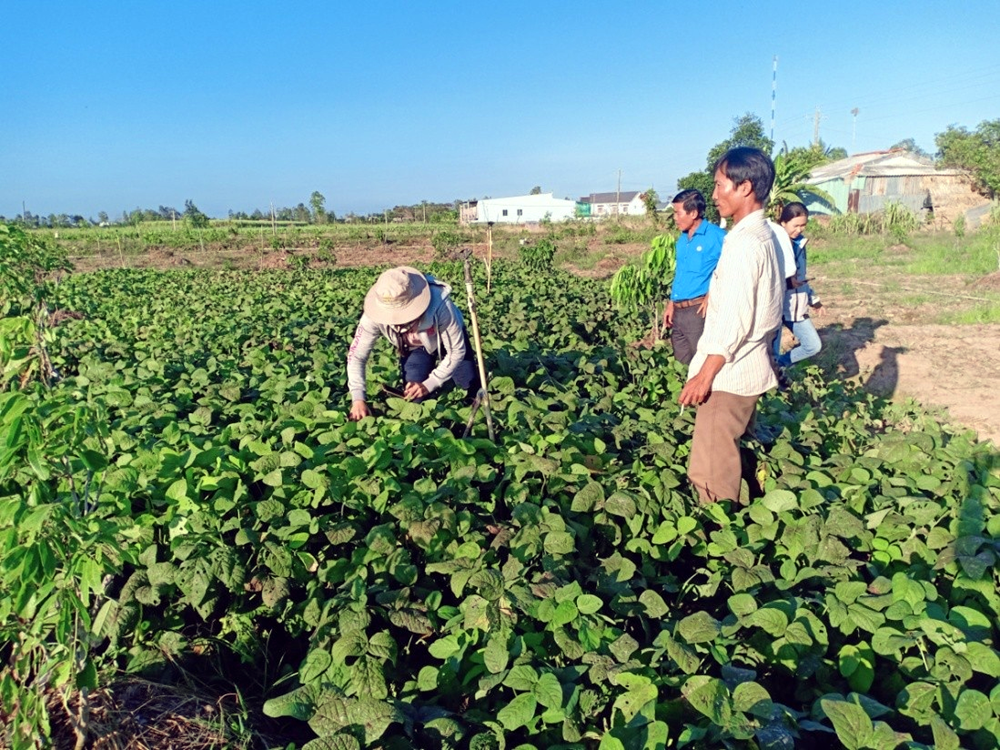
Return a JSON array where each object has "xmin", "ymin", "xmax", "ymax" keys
[{"xmin": 774, "ymin": 202, "xmax": 823, "ymax": 372}]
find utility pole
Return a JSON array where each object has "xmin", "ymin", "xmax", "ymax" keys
[
  {"xmin": 851, "ymin": 108, "xmax": 860, "ymax": 152},
  {"xmin": 770, "ymin": 56, "xmax": 778, "ymax": 143},
  {"xmin": 615, "ymin": 170, "xmax": 622, "ymax": 220},
  {"xmin": 813, "ymin": 107, "xmax": 822, "ymax": 147}
]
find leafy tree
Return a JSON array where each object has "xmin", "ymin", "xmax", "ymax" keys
[
  {"xmin": 677, "ymin": 113, "xmax": 775, "ymax": 222},
  {"xmin": 935, "ymin": 119, "xmax": 1000, "ymax": 198},
  {"xmin": 310, "ymin": 191, "xmax": 327, "ymax": 224},
  {"xmin": 890, "ymin": 138, "xmax": 931, "ymax": 159},
  {"xmin": 530, "ymin": 186, "xmax": 542, "ymax": 195},
  {"xmin": 783, "ymin": 140, "xmax": 848, "ymax": 171},
  {"xmin": 705, "ymin": 113, "xmax": 775, "ymax": 174},
  {"xmin": 183, "ymin": 200, "xmax": 210, "ymax": 229},
  {"xmin": 610, "ymin": 234, "xmax": 676, "ymax": 341},
  {"xmin": 641, "ymin": 188, "xmax": 660, "ymax": 224},
  {"xmin": 97, "ymin": 211, "xmax": 109, "ymax": 225}
]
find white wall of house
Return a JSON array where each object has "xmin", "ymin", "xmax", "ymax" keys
[
  {"xmin": 583, "ymin": 192, "xmax": 647, "ymax": 218},
  {"xmin": 468, "ymin": 193, "xmax": 578, "ymax": 224}
]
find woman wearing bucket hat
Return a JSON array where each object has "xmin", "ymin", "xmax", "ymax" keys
[{"xmin": 346, "ymin": 266, "xmax": 479, "ymax": 421}]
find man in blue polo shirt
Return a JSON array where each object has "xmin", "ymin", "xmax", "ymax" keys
[{"xmin": 662, "ymin": 189, "xmax": 726, "ymax": 365}]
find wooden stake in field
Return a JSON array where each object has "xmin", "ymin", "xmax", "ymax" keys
[
  {"xmin": 458, "ymin": 248, "xmax": 495, "ymax": 441},
  {"xmin": 486, "ymin": 222, "xmax": 494, "ymax": 294}
]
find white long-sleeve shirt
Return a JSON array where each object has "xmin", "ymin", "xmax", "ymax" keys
[{"xmin": 688, "ymin": 209, "xmax": 784, "ymax": 397}]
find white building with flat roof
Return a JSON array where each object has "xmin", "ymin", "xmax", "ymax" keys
[{"xmin": 460, "ymin": 193, "xmax": 580, "ymax": 225}]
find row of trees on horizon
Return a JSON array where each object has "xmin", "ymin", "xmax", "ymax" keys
[{"xmin": 6, "ymin": 115, "xmax": 998, "ymax": 230}]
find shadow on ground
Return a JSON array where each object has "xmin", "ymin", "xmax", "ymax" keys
[{"xmin": 815, "ymin": 316, "xmax": 906, "ymax": 396}]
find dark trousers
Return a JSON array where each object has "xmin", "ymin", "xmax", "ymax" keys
[
  {"xmin": 400, "ymin": 328, "xmax": 480, "ymax": 401},
  {"xmin": 671, "ymin": 305, "xmax": 707, "ymax": 365}
]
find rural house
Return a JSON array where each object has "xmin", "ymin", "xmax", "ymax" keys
[
  {"xmin": 805, "ymin": 150, "xmax": 990, "ymax": 227},
  {"xmin": 577, "ymin": 191, "xmax": 647, "ymax": 218},
  {"xmin": 460, "ymin": 193, "xmax": 581, "ymax": 225}
]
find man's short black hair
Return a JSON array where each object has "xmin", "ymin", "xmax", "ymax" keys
[
  {"xmin": 714, "ymin": 147, "xmax": 775, "ymax": 203},
  {"xmin": 671, "ymin": 189, "xmax": 706, "ymax": 218}
]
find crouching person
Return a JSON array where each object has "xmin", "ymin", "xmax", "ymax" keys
[{"xmin": 347, "ymin": 266, "xmax": 479, "ymax": 421}]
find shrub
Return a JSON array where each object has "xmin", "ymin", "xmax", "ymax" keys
[{"xmin": 431, "ymin": 230, "xmax": 467, "ymax": 260}]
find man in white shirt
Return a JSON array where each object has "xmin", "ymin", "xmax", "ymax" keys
[{"xmin": 678, "ymin": 147, "xmax": 784, "ymax": 504}]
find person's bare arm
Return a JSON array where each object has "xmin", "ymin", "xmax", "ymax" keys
[{"xmin": 348, "ymin": 400, "xmax": 370, "ymax": 421}]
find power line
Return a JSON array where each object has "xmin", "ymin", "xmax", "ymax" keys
[
  {"xmin": 796, "ymin": 62, "xmax": 1000, "ymax": 116},
  {"xmin": 774, "ymin": 66, "xmax": 1000, "ymax": 128}
]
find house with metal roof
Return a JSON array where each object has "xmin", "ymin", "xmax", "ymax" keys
[
  {"xmin": 577, "ymin": 191, "xmax": 646, "ymax": 219},
  {"xmin": 805, "ymin": 150, "xmax": 989, "ymax": 226}
]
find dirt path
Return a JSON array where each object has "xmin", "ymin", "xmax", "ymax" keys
[{"xmin": 815, "ymin": 301, "xmax": 1000, "ymax": 447}]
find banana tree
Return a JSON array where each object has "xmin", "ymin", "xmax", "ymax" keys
[{"xmin": 769, "ymin": 151, "xmax": 836, "ymax": 219}]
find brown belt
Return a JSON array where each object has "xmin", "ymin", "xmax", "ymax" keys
[{"xmin": 674, "ymin": 295, "xmax": 706, "ymax": 310}]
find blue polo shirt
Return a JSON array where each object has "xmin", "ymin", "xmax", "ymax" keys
[{"xmin": 670, "ymin": 219, "xmax": 726, "ymax": 302}]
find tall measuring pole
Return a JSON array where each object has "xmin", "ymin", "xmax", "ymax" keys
[
  {"xmin": 813, "ymin": 107, "xmax": 822, "ymax": 147},
  {"xmin": 770, "ymin": 56, "xmax": 778, "ymax": 143}
]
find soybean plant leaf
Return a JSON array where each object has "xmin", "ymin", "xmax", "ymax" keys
[
  {"xmin": 300, "ymin": 649, "xmax": 333, "ymax": 684},
  {"xmin": 728, "ymin": 593, "xmax": 758, "ymax": 618},
  {"xmin": 897, "ymin": 682, "xmax": 937, "ymax": 724},
  {"xmin": 427, "ymin": 635, "xmax": 461, "ymax": 660},
  {"xmin": 484, "ymin": 634, "xmax": 510, "ymax": 674},
  {"xmin": 683, "ymin": 676, "xmax": 730, "ymax": 725},
  {"xmin": 497, "ymin": 693, "xmax": 537, "ymax": 731},
  {"xmin": 677, "ymin": 611, "xmax": 721, "ymax": 644},
  {"xmin": 612, "ymin": 675, "xmax": 657, "ymax": 724},
  {"xmin": 263, "ymin": 683, "xmax": 321, "ymax": 720},
  {"xmin": 576, "ymin": 594, "xmax": 603, "ymax": 615},
  {"xmin": 503, "ymin": 665, "xmax": 539, "ymax": 692},
  {"xmin": 533, "ymin": 672, "xmax": 564, "ymax": 710},
  {"xmin": 301, "ymin": 735, "xmax": 361, "ymax": 750},
  {"xmin": 609, "ymin": 633, "xmax": 639, "ymax": 663},
  {"xmin": 820, "ymin": 698, "xmax": 873, "ymax": 750},
  {"xmin": 572, "ymin": 482, "xmax": 604, "ymax": 512},
  {"xmin": 733, "ymin": 682, "xmax": 773, "ymax": 719},
  {"xmin": 930, "ymin": 715, "xmax": 961, "ymax": 750},
  {"xmin": 761, "ymin": 489, "xmax": 797, "ymax": 513},
  {"xmin": 639, "ymin": 590, "xmax": 668, "ymax": 619},
  {"xmin": 748, "ymin": 608, "xmax": 787, "ymax": 637},
  {"xmin": 954, "ymin": 689, "xmax": 992, "ymax": 731},
  {"xmin": 367, "ymin": 631, "xmax": 397, "ymax": 664},
  {"xmin": 544, "ymin": 531, "xmax": 575, "ymax": 555},
  {"xmin": 965, "ymin": 642, "xmax": 1000, "ymax": 677},
  {"xmin": 387, "ymin": 609, "xmax": 432, "ymax": 634},
  {"xmin": 351, "ymin": 656, "xmax": 388, "ymax": 700},
  {"xmin": 605, "ymin": 492, "xmax": 637, "ymax": 518}
]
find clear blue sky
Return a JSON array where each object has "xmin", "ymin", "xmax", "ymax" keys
[{"xmin": 5, "ymin": 1, "xmax": 999, "ymax": 220}]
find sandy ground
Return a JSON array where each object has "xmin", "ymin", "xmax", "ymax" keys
[{"xmin": 808, "ymin": 301, "xmax": 1000, "ymax": 447}]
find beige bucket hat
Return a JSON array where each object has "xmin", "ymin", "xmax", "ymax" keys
[{"xmin": 363, "ymin": 266, "xmax": 431, "ymax": 325}]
